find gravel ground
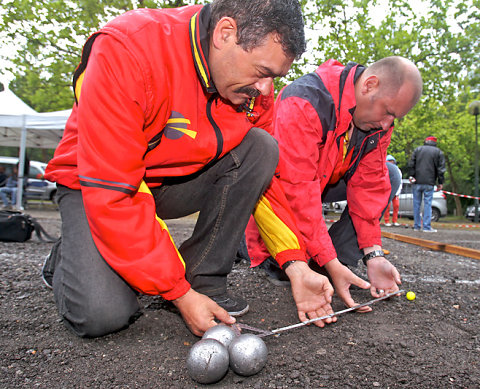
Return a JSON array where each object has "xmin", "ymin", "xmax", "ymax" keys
[{"xmin": 1, "ymin": 208, "xmax": 479, "ymax": 388}]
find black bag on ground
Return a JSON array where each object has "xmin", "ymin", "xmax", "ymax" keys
[{"xmin": 0, "ymin": 210, "xmax": 57, "ymax": 243}]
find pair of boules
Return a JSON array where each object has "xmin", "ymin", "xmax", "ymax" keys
[{"xmin": 186, "ymin": 324, "xmax": 268, "ymax": 384}]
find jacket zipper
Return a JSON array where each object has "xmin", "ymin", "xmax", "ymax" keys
[{"xmin": 205, "ymin": 96, "xmax": 224, "ymax": 166}]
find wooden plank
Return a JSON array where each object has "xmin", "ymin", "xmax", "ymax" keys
[{"xmin": 381, "ymin": 231, "xmax": 480, "ymax": 260}]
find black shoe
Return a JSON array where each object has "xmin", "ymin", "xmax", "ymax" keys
[
  {"xmin": 41, "ymin": 238, "xmax": 61, "ymax": 289},
  {"xmin": 260, "ymin": 256, "xmax": 290, "ymax": 287},
  {"xmin": 211, "ymin": 293, "xmax": 249, "ymax": 317}
]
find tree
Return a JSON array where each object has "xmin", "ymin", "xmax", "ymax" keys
[
  {"xmin": 0, "ymin": 0, "xmax": 203, "ymax": 111},
  {"xmin": 1, "ymin": 0, "xmax": 479, "ymax": 216},
  {"xmin": 301, "ymin": 0, "xmax": 479, "ymax": 217}
]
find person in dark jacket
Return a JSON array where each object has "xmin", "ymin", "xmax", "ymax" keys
[{"xmin": 408, "ymin": 136, "xmax": 446, "ymax": 232}]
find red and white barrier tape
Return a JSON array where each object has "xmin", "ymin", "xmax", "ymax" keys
[
  {"xmin": 327, "ymin": 219, "xmax": 480, "ymax": 228},
  {"xmin": 442, "ymin": 190, "xmax": 480, "ymax": 200}
]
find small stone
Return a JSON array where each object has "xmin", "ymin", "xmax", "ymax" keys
[{"xmin": 291, "ymin": 370, "xmax": 300, "ymax": 379}]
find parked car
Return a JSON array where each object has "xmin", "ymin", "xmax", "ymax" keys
[
  {"xmin": 0, "ymin": 156, "xmax": 57, "ymax": 203},
  {"xmin": 465, "ymin": 205, "xmax": 479, "ymax": 222},
  {"xmin": 322, "ymin": 201, "xmax": 345, "ymax": 215},
  {"xmin": 323, "ymin": 179, "xmax": 448, "ymax": 222}
]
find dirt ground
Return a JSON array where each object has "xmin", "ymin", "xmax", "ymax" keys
[{"xmin": 0, "ymin": 208, "xmax": 479, "ymax": 388}]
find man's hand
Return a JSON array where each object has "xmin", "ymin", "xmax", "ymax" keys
[
  {"xmin": 172, "ymin": 288, "xmax": 235, "ymax": 336},
  {"xmin": 324, "ymin": 258, "xmax": 372, "ymax": 312},
  {"xmin": 436, "ymin": 184, "xmax": 443, "ymax": 191},
  {"xmin": 366, "ymin": 256, "xmax": 401, "ymax": 298},
  {"xmin": 285, "ymin": 261, "xmax": 335, "ymax": 327}
]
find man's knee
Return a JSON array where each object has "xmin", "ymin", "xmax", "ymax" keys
[
  {"xmin": 244, "ymin": 128, "xmax": 279, "ymax": 178},
  {"xmin": 55, "ymin": 285, "xmax": 140, "ymax": 338}
]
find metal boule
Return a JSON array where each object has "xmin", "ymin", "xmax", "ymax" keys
[
  {"xmin": 202, "ymin": 324, "xmax": 237, "ymax": 347},
  {"xmin": 186, "ymin": 339, "xmax": 229, "ymax": 384},
  {"xmin": 228, "ymin": 333, "xmax": 268, "ymax": 376}
]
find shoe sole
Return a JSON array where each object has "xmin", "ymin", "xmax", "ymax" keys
[
  {"xmin": 41, "ymin": 255, "xmax": 53, "ymax": 290},
  {"xmin": 228, "ymin": 304, "xmax": 249, "ymax": 317}
]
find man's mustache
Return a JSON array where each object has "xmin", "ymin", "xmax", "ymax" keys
[{"xmin": 234, "ymin": 86, "xmax": 261, "ymax": 98}]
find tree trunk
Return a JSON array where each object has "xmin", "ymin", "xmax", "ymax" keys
[{"xmin": 445, "ymin": 153, "xmax": 463, "ymax": 216}]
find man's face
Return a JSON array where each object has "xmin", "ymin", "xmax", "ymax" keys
[
  {"xmin": 353, "ymin": 79, "xmax": 416, "ymax": 132},
  {"xmin": 209, "ymin": 21, "xmax": 293, "ymax": 105}
]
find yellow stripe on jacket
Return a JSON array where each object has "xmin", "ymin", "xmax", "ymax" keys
[
  {"xmin": 253, "ymin": 195, "xmax": 302, "ymax": 258},
  {"xmin": 137, "ymin": 181, "xmax": 186, "ymax": 269}
]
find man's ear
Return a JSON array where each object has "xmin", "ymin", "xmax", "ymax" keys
[
  {"xmin": 211, "ymin": 17, "xmax": 237, "ymax": 49},
  {"xmin": 361, "ymin": 75, "xmax": 379, "ymax": 95}
]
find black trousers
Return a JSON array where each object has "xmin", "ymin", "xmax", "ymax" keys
[{"xmin": 324, "ymin": 161, "xmax": 401, "ymax": 266}]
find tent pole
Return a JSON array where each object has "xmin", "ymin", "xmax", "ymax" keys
[{"xmin": 15, "ymin": 115, "xmax": 27, "ymax": 210}]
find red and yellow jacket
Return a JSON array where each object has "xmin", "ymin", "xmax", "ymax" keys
[
  {"xmin": 247, "ymin": 60, "xmax": 392, "ymax": 267},
  {"xmin": 45, "ymin": 5, "xmax": 306, "ymax": 300}
]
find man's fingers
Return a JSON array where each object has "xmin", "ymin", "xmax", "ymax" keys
[
  {"xmin": 307, "ymin": 311, "xmax": 326, "ymax": 328},
  {"xmin": 212, "ymin": 305, "xmax": 236, "ymax": 325},
  {"xmin": 350, "ymin": 275, "xmax": 371, "ymax": 290},
  {"xmin": 355, "ymin": 305, "xmax": 372, "ymax": 313},
  {"xmin": 339, "ymin": 291, "xmax": 372, "ymax": 313},
  {"xmin": 370, "ymin": 285, "xmax": 381, "ymax": 298},
  {"xmin": 392, "ymin": 267, "xmax": 402, "ymax": 285},
  {"xmin": 298, "ymin": 311, "xmax": 308, "ymax": 324}
]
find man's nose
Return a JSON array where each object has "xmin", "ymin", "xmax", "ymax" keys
[
  {"xmin": 380, "ymin": 117, "xmax": 394, "ymax": 131},
  {"xmin": 254, "ymin": 77, "xmax": 274, "ymax": 96}
]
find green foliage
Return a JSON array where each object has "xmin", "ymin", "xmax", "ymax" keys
[
  {"xmin": 1, "ymin": 0, "xmax": 479, "ymax": 215},
  {"xmin": 0, "ymin": 0, "xmax": 203, "ymax": 111},
  {"xmin": 299, "ymin": 0, "xmax": 479, "ymax": 215}
]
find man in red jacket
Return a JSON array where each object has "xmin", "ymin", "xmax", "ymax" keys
[
  {"xmin": 41, "ymin": 0, "xmax": 337, "ymax": 338},
  {"xmin": 247, "ymin": 56, "xmax": 422, "ymax": 311}
]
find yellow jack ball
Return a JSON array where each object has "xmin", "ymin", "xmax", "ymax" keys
[{"xmin": 406, "ymin": 291, "xmax": 416, "ymax": 301}]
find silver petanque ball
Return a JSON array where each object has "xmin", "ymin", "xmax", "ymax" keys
[
  {"xmin": 202, "ymin": 324, "xmax": 237, "ymax": 347},
  {"xmin": 186, "ymin": 339, "xmax": 229, "ymax": 384},
  {"xmin": 228, "ymin": 333, "xmax": 268, "ymax": 376}
]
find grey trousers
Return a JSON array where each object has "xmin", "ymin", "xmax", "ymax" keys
[{"xmin": 51, "ymin": 128, "xmax": 278, "ymax": 337}]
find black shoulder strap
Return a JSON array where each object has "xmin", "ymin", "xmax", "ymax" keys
[
  {"xmin": 73, "ymin": 32, "xmax": 102, "ymax": 104},
  {"xmin": 337, "ymin": 62, "xmax": 364, "ymax": 112}
]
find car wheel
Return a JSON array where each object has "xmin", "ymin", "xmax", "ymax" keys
[{"xmin": 431, "ymin": 208, "xmax": 440, "ymax": 222}]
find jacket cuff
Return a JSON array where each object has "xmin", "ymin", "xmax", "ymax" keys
[
  {"xmin": 312, "ymin": 252, "xmax": 336, "ymax": 267},
  {"xmin": 274, "ymin": 249, "xmax": 308, "ymax": 268},
  {"xmin": 161, "ymin": 278, "xmax": 191, "ymax": 301}
]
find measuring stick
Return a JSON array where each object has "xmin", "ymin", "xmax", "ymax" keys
[{"xmin": 267, "ymin": 290, "xmax": 404, "ymax": 336}]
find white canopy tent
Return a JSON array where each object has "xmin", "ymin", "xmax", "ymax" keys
[{"xmin": 0, "ymin": 86, "xmax": 70, "ymax": 208}]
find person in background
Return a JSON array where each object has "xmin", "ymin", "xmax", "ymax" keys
[
  {"xmin": 0, "ymin": 166, "xmax": 7, "ymax": 187},
  {"xmin": 384, "ymin": 155, "xmax": 403, "ymax": 226},
  {"xmin": 408, "ymin": 136, "xmax": 445, "ymax": 232},
  {"xmin": 0, "ymin": 165, "xmax": 18, "ymax": 209}
]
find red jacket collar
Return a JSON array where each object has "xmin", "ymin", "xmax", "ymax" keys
[{"xmin": 189, "ymin": 5, "xmax": 217, "ymax": 94}]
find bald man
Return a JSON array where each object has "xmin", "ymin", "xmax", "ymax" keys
[{"xmin": 247, "ymin": 57, "xmax": 422, "ymax": 316}]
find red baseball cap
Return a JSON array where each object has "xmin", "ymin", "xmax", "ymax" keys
[{"xmin": 425, "ymin": 136, "xmax": 437, "ymax": 142}]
